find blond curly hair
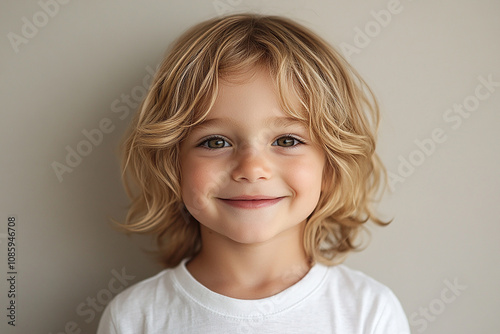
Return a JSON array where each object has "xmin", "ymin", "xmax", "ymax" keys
[{"xmin": 119, "ymin": 13, "xmax": 388, "ymax": 267}]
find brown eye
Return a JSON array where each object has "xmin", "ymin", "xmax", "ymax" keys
[
  {"xmin": 208, "ymin": 138, "xmax": 225, "ymax": 148},
  {"xmin": 199, "ymin": 137, "xmax": 230, "ymax": 149},
  {"xmin": 273, "ymin": 136, "xmax": 302, "ymax": 147}
]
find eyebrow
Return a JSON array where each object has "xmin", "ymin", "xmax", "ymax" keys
[{"xmin": 194, "ymin": 116, "xmax": 306, "ymax": 129}]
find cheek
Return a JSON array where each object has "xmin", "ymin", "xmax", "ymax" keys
[
  {"xmin": 285, "ymin": 155, "xmax": 324, "ymax": 198},
  {"xmin": 181, "ymin": 158, "xmax": 208, "ymax": 206},
  {"xmin": 180, "ymin": 157, "xmax": 230, "ymax": 212}
]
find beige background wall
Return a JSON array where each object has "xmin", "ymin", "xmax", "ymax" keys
[{"xmin": 1, "ymin": 0, "xmax": 499, "ymax": 333}]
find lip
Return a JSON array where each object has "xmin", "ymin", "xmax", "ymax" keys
[{"xmin": 218, "ymin": 195, "xmax": 285, "ymax": 209}]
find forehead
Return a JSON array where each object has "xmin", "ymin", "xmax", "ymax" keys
[{"xmin": 206, "ymin": 67, "xmax": 305, "ymax": 122}]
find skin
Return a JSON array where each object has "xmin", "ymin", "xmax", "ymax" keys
[{"xmin": 179, "ymin": 67, "xmax": 325, "ymax": 299}]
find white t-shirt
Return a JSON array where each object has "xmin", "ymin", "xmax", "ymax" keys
[{"xmin": 97, "ymin": 259, "xmax": 410, "ymax": 334}]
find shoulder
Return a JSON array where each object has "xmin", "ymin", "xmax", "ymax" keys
[
  {"xmin": 320, "ymin": 264, "xmax": 411, "ymax": 333},
  {"xmin": 325, "ymin": 264, "xmax": 394, "ymax": 296},
  {"xmin": 109, "ymin": 267, "xmax": 175, "ymax": 313},
  {"xmin": 97, "ymin": 267, "xmax": 177, "ymax": 333}
]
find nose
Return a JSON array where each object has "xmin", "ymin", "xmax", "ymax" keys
[{"xmin": 230, "ymin": 146, "xmax": 272, "ymax": 183}]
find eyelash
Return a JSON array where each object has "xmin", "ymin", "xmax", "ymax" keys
[
  {"xmin": 197, "ymin": 136, "xmax": 229, "ymax": 150},
  {"xmin": 197, "ymin": 134, "xmax": 305, "ymax": 150}
]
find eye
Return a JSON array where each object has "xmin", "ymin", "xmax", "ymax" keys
[
  {"xmin": 272, "ymin": 135, "xmax": 304, "ymax": 148},
  {"xmin": 198, "ymin": 136, "xmax": 231, "ymax": 150}
]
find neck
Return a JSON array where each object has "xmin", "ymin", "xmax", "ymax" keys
[{"xmin": 186, "ymin": 221, "xmax": 311, "ymax": 299}]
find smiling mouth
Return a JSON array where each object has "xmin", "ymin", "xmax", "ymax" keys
[{"xmin": 218, "ymin": 196, "xmax": 285, "ymax": 209}]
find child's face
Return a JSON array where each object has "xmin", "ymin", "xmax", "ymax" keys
[{"xmin": 179, "ymin": 67, "xmax": 325, "ymax": 246}]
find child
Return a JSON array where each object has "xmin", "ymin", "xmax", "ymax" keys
[{"xmin": 98, "ymin": 13, "xmax": 410, "ymax": 333}]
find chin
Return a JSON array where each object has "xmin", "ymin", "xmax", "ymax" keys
[{"xmin": 222, "ymin": 226, "xmax": 280, "ymax": 245}]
